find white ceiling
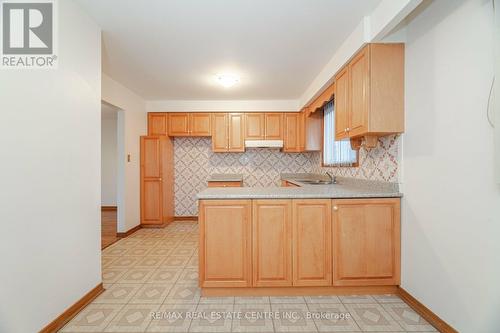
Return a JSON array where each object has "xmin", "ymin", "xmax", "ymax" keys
[{"xmin": 77, "ymin": 0, "xmax": 381, "ymax": 100}]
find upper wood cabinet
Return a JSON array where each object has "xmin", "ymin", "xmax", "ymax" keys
[
  {"xmin": 283, "ymin": 112, "xmax": 304, "ymax": 152},
  {"xmin": 228, "ymin": 113, "xmax": 245, "ymax": 152},
  {"xmin": 292, "ymin": 199, "xmax": 332, "ymax": 286},
  {"xmin": 245, "ymin": 113, "xmax": 265, "ymax": 139},
  {"xmin": 199, "ymin": 200, "xmax": 252, "ymax": 288},
  {"xmin": 211, "ymin": 113, "xmax": 245, "ymax": 152},
  {"xmin": 332, "ymin": 198, "xmax": 400, "ymax": 286},
  {"xmin": 245, "ymin": 113, "xmax": 283, "ymax": 140},
  {"xmin": 252, "ymin": 200, "xmax": 292, "ymax": 287},
  {"xmin": 148, "ymin": 113, "xmax": 168, "ymax": 136},
  {"xmin": 334, "ymin": 43, "xmax": 404, "ymax": 146},
  {"xmin": 166, "ymin": 113, "xmax": 212, "ymax": 136}
]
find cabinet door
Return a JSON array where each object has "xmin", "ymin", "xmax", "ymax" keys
[
  {"xmin": 265, "ymin": 113, "xmax": 283, "ymax": 140},
  {"xmin": 245, "ymin": 113, "xmax": 265, "ymax": 140},
  {"xmin": 253, "ymin": 200, "xmax": 292, "ymax": 287},
  {"xmin": 228, "ymin": 113, "xmax": 245, "ymax": 152},
  {"xmin": 283, "ymin": 113, "xmax": 301, "ymax": 152},
  {"xmin": 140, "ymin": 136, "xmax": 163, "ymax": 225},
  {"xmin": 211, "ymin": 113, "xmax": 228, "ymax": 152},
  {"xmin": 160, "ymin": 136, "xmax": 174, "ymax": 224},
  {"xmin": 148, "ymin": 113, "xmax": 167, "ymax": 136},
  {"xmin": 332, "ymin": 198, "xmax": 400, "ymax": 286},
  {"xmin": 199, "ymin": 200, "xmax": 252, "ymax": 287},
  {"xmin": 334, "ymin": 67, "xmax": 349, "ymax": 140},
  {"xmin": 349, "ymin": 46, "xmax": 369, "ymax": 137},
  {"xmin": 190, "ymin": 113, "xmax": 212, "ymax": 136},
  {"xmin": 168, "ymin": 113, "xmax": 190, "ymax": 136},
  {"xmin": 292, "ymin": 199, "xmax": 332, "ymax": 286}
]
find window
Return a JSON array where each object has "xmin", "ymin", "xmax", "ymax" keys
[{"xmin": 323, "ymin": 100, "xmax": 357, "ymax": 166}]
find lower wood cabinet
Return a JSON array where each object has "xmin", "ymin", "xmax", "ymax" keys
[
  {"xmin": 198, "ymin": 198, "xmax": 400, "ymax": 289},
  {"xmin": 199, "ymin": 200, "xmax": 252, "ymax": 287},
  {"xmin": 292, "ymin": 199, "xmax": 332, "ymax": 286},
  {"xmin": 332, "ymin": 198, "xmax": 401, "ymax": 286},
  {"xmin": 252, "ymin": 200, "xmax": 292, "ymax": 287}
]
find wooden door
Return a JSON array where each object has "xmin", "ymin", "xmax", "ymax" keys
[
  {"xmin": 253, "ymin": 200, "xmax": 292, "ymax": 287},
  {"xmin": 211, "ymin": 113, "xmax": 228, "ymax": 152},
  {"xmin": 199, "ymin": 200, "xmax": 252, "ymax": 287},
  {"xmin": 168, "ymin": 113, "xmax": 190, "ymax": 136},
  {"xmin": 292, "ymin": 199, "xmax": 332, "ymax": 286},
  {"xmin": 334, "ymin": 67, "xmax": 349, "ymax": 140},
  {"xmin": 332, "ymin": 198, "xmax": 400, "ymax": 286},
  {"xmin": 160, "ymin": 136, "xmax": 174, "ymax": 224},
  {"xmin": 348, "ymin": 46, "xmax": 369, "ymax": 137},
  {"xmin": 283, "ymin": 113, "xmax": 301, "ymax": 152},
  {"xmin": 190, "ymin": 113, "xmax": 212, "ymax": 136},
  {"xmin": 265, "ymin": 113, "xmax": 283, "ymax": 140},
  {"xmin": 140, "ymin": 136, "xmax": 163, "ymax": 225},
  {"xmin": 245, "ymin": 113, "xmax": 265, "ymax": 139},
  {"xmin": 228, "ymin": 113, "xmax": 245, "ymax": 152},
  {"xmin": 148, "ymin": 113, "xmax": 167, "ymax": 136}
]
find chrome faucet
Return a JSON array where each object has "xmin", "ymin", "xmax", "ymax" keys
[{"xmin": 326, "ymin": 172, "xmax": 337, "ymax": 184}]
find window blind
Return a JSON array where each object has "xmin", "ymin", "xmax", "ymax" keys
[{"xmin": 323, "ymin": 101, "xmax": 357, "ymax": 166}]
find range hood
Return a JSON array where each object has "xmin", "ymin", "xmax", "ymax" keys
[{"xmin": 245, "ymin": 140, "xmax": 284, "ymax": 148}]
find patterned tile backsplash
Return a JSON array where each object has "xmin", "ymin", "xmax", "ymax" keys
[{"xmin": 174, "ymin": 135, "xmax": 400, "ymax": 216}]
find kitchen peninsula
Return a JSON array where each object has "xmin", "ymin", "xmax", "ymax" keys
[{"xmin": 197, "ymin": 174, "xmax": 402, "ymax": 296}]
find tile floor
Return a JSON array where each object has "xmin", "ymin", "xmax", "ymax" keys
[{"xmin": 60, "ymin": 221, "xmax": 437, "ymax": 333}]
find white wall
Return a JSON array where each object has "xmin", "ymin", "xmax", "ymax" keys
[
  {"xmin": 402, "ymin": 0, "xmax": 500, "ymax": 331},
  {"xmin": 102, "ymin": 74, "xmax": 147, "ymax": 233},
  {"xmin": 0, "ymin": 1, "xmax": 101, "ymax": 332},
  {"xmin": 101, "ymin": 108, "xmax": 118, "ymax": 206}
]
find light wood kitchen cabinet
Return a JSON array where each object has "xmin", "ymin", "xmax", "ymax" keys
[
  {"xmin": 167, "ymin": 113, "xmax": 211, "ymax": 136},
  {"xmin": 212, "ymin": 113, "xmax": 229, "ymax": 152},
  {"xmin": 245, "ymin": 113, "xmax": 265, "ymax": 139},
  {"xmin": 148, "ymin": 113, "xmax": 168, "ymax": 136},
  {"xmin": 283, "ymin": 112, "xmax": 304, "ymax": 152},
  {"xmin": 334, "ymin": 67, "xmax": 349, "ymax": 140},
  {"xmin": 292, "ymin": 199, "xmax": 332, "ymax": 286},
  {"xmin": 167, "ymin": 113, "xmax": 190, "ymax": 136},
  {"xmin": 252, "ymin": 200, "xmax": 293, "ymax": 287},
  {"xmin": 334, "ymin": 43, "xmax": 404, "ymax": 146},
  {"xmin": 207, "ymin": 181, "xmax": 242, "ymax": 187},
  {"xmin": 245, "ymin": 113, "xmax": 283, "ymax": 140},
  {"xmin": 332, "ymin": 198, "xmax": 400, "ymax": 286},
  {"xmin": 211, "ymin": 113, "xmax": 245, "ymax": 152},
  {"xmin": 190, "ymin": 113, "xmax": 212, "ymax": 136},
  {"xmin": 228, "ymin": 113, "xmax": 245, "ymax": 152},
  {"xmin": 140, "ymin": 136, "xmax": 174, "ymax": 226},
  {"xmin": 199, "ymin": 200, "xmax": 252, "ymax": 287}
]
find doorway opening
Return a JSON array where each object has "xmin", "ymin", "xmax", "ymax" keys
[{"xmin": 101, "ymin": 101, "xmax": 123, "ymax": 249}]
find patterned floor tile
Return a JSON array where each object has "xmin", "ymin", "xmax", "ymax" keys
[
  {"xmin": 146, "ymin": 303, "xmax": 198, "ymax": 332},
  {"xmin": 199, "ymin": 296, "xmax": 234, "ymax": 304},
  {"xmin": 148, "ymin": 247, "xmax": 173, "ymax": 256},
  {"xmin": 146, "ymin": 268, "xmax": 182, "ymax": 284},
  {"xmin": 177, "ymin": 269, "xmax": 198, "ymax": 285},
  {"xmin": 270, "ymin": 296, "xmax": 305, "ymax": 304},
  {"xmin": 129, "ymin": 283, "xmax": 173, "ymax": 304},
  {"xmin": 104, "ymin": 304, "xmax": 160, "ymax": 332},
  {"xmin": 164, "ymin": 284, "xmax": 201, "ymax": 304},
  {"xmin": 307, "ymin": 303, "xmax": 360, "ymax": 332},
  {"xmin": 382, "ymin": 303, "xmax": 437, "ymax": 332},
  {"xmin": 102, "ymin": 267, "xmax": 128, "ymax": 284},
  {"xmin": 107, "ymin": 256, "xmax": 143, "ymax": 269},
  {"xmin": 134, "ymin": 256, "xmax": 166, "ymax": 269},
  {"xmin": 304, "ymin": 295, "xmax": 341, "ymax": 304},
  {"xmin": 234, "ymin": 296, "xmax": 270, "ymax": 304},
  {"xmin": 189, "ymin": 303, "xmax": 234, "ymax": 332},
  {"xmin": 171, "ymin": 247, "xmax": 196, "ymax": 257},
  {"xmin": 271, "ymin": 303, "xmax": 317, "ymax": 332},
  {"xmin": 232, "ymin": 303, "xmax": 273, "ymax": 332},
  {"xmin": 339, "ymin": 295, "xmax": 377, "ymax": 304},
  {"xmin": 162, "ymin": 256, "xmax": 190, "ymax": 268},
  {"xmin": 345, "ymin": 303, "xmax": 403, "ymax": 332},
  {"xmin": 123, "ymin": 246, "xmax": 154, "ymax": 256},
  {"xmin": 93, "ymin": 284, "xmax": 142, "ymax": 304},
  {"xmin": 60, "ymin": 304, "xmax": 124, "ymax": 332},
  {"xmin": 118, "ymin": 268, "xmax": 155, "ymax": 284}
]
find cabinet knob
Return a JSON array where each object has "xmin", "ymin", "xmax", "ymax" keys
[
  {"xmin": 346, "ymin": 128, "xmax": 350, "ymax": 132},
  {"xmin": 333, "ymin": 206, "xmax": 338, "ymax": 211}
]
